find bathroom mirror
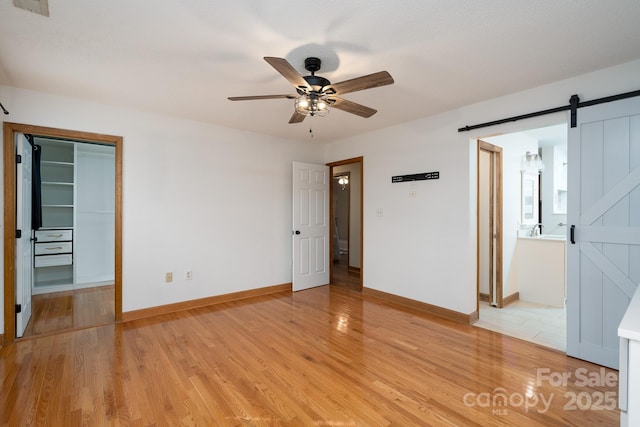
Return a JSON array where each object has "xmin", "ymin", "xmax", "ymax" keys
[{"xmin": 521, "ymin": 172, "xmax": 539, "ymax": 225}]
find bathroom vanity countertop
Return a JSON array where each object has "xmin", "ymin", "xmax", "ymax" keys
[{"xmin": 518, "ymin": 235, "xmax": 566, "ymax": 242}]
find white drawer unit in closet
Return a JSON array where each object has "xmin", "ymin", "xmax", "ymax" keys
[
  {"xmin": 34, "ymin": 254, "xmax": 73, "ymax": 268},
  {"xmin": 34, "ymin": 228, "xmax": 73, "ymax": 268},
  {"xmin": 34, "ymin": 241, "xmax": 72, "ymax": 255},
  {"xmin": 35, "ymin": 229, "xmax": 73, "ymax": 242}
]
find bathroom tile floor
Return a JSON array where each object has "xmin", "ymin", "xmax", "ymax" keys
[{"xmin": 475, "ymin": 300, "xmax": 566, "ymax": 352}]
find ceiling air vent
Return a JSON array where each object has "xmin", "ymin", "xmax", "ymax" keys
[{"xmin": 13, "ymin": 0, "xmax": 49, "ymax": 17}]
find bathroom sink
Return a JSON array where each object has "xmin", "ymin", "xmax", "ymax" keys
[{"xmin": 519, "ymin": 234, "xmax": 566, "ymax": 240}]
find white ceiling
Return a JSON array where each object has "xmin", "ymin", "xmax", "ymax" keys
[{"xmin": 1, "ymin": 1, "xmax": 640, "ymax": 143}]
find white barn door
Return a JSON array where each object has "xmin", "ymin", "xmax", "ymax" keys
[
  {"xmin": 292, "ymin": 162, "xmax": 330, "ymax": 291},
  {"xmin": 567, "ymin": 97, "xmax": 640, "ymax": 369}
]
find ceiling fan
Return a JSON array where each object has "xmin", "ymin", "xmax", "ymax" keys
[{"xmin": 228, "ymin": 57, "xmax": 394, "ymax": 124}]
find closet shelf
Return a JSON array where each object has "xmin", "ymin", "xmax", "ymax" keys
[
  {"xmin": 42, "ymin": 181, "xmax": 74, "ymax": 186},
  {"xmin": 41, "ymin": 160, "xmax": 73, "ymax": 166}
]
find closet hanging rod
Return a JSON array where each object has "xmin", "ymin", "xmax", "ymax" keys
[{"xmin": 458, "ymin": 89, "xmax": 640, "ymax": 133}]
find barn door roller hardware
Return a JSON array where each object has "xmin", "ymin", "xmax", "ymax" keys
[{"xmin": 458, "ymin": 89, "xmax": 640, "ymax": 133}]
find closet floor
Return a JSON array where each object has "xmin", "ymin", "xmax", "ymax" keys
[
  {"xmin": 21, "ymin": 285, "xmax": 115, "ymax": 339},
  {"xmin": 331, "ymin": 253, "xmax": 361, "ymax": 290}
]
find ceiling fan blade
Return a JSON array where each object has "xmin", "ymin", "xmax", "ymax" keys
[
  {"xmin": 330, "ymin": 98, "xmax": 377, "ymax": 118},
  {"xmin": 228, "ymin": 94, "xmax": 296, "ymax": 101},
  {"xmin": 264, "ymin": 57, "xmax": 310, "ymax": 90},
  {"xmin": 326, "ymin": 71, "xmax": 394, "ymax": 96},
  {"xmin": 289, "ymin": 111, "xmax": 307, "ymax": 124}
]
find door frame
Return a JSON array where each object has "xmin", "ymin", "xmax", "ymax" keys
[
  {"xmin": 327, "ymin": 156, "xmax": 363, "ymax": 289},
  {"xmin": 3, "ymin": 122, "xmax": 123, "ymax": 343},
  {"xmin": 477, "ymin": 140, "xmax": 503, "ymax": 311}
]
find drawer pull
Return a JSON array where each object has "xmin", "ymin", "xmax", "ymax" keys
[
  {"xmin": 46, "ymin": 247, "xmax": 63, "ymax": 250},
  {"xmin": 46, "ymin": 234, "xmax": 64, "ymax": 238}
]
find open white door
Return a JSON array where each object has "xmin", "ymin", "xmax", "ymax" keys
[
  {"xmin": 567, "ymin": 96, "xmax": 640, "ymax": 368},
  {"xmin": 15, "ymin": 133, "xmax": 34, "ymax": 337},
  {"xmin": 292, "ymin": 161, "xmax": 330, "ymax": 291}
]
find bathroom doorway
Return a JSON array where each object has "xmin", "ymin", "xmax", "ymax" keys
[
  {"xmin": 328, "ymin": 157, "xmax": 363, "ymax": 290},
  {"xmin": 475, "ymin": 124, "xmax": 568, "ymax": 352}
]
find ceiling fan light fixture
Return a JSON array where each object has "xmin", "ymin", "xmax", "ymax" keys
[
  {"xmin": 295, "ymin": 94, "xmax": 330, "ymax": 117},
  {"xmin": 338, "ymin": 175, "xmax": 349, "ymax": 189}
]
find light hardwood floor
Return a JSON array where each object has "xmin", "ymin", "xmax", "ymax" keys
[
  {"xmin": 0, "ymin": 285, "xmax": 618, "ymax": 426},
  {"xmin": 21, "ymin": 285, "xmax": 115, "ymax": 338}
]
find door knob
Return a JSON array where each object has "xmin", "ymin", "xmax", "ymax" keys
[{"xmin": 294, "ymin": 230, "xmax": 301, "ymax": 235}]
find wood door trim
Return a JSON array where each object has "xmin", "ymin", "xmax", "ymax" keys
[
  {"xmin": 3, "ymin": 122, "xmax": 123, "ymax": 342},
  {"xmin": 477, "ymin": 141, "xmax": 503, "ymax": 312},
  {"xmin": 327, "ymin": 156, "xmax": 364, "ymax": 289}
]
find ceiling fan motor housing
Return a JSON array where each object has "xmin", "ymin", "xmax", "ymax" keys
[
  {"xmin": 298, "ymin": 57, "xmax": 331, "ymax": 92},
  {"xmin": 304, "ymin": 57, "xmax": 322, "ymax": 73},
  {"xmin": 302, "ymin": 75, "xmax": 330, "ymax": 89}
]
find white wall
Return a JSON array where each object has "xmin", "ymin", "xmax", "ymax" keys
[
  {"xmin": 325, "ymin": 59, "xmax": 640, "ymax": 315},
  {"xmin": 325, "ymin": 115, "xmax": 474, "ymax": 313},
  {"xmin": 0, "ymin": 86, "xmax": 324, "ymax": 332},
  {"xmin": 3, "ymin": 59, "xmax": 640, "ymax": 331}
]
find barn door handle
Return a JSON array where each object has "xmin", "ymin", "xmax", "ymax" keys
[{"xmin": 570, "ymin": 225, "xmax": 576, "ymax": 244}]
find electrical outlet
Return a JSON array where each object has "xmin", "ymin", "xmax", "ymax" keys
[
  {"xmin": 165, "ymin": 272, "xmax": 173, "ymax": 283},
  {"xmin": 376, "ymin": 208, "xmax": 383, "ymax": 217},
  {"xmin": 185, "ymin": 270, "xmax": 192, "ymax": 280},
  {"xmin": 409, "ymin": 190, "xmax": 417, "ymax": 197}
]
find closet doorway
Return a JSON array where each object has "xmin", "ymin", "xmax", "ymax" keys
[
  {"xmin": 477, "ymin": 141, "xmax": 503, "ymax": 310},
  {"xmin": 3, "ymin": 123, "xmax": 122, "ymax": 343},
  {"xmin": 328, "ymin": 157, "xmax": 363, "ymax": 290}
]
